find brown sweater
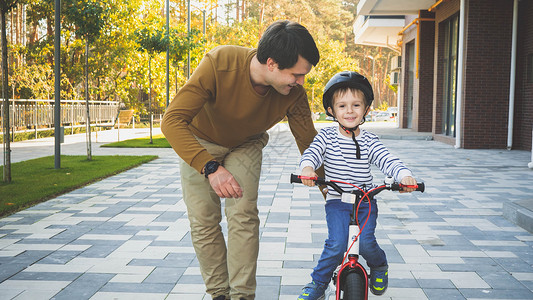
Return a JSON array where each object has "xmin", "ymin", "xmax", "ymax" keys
[{"xmin": 161, "ymin": 45, "xmax": 318, "ymax": 173}]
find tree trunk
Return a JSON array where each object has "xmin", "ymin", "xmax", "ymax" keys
[
  {"xmin": 2, "ymin": 9, "xmax": 11, "ymax": 183},
  {"xmin": 236, "ymin": 0, "xmax": 239, "ymax": 22},
  {"xmin": 259, "ymin": 0, "xmax": 265, "ymax": 26},
  {"xmin": 47, "ymin": 17, "xmax": 53, "ymax": 64},
  {"xmin": 85, "ymin": 39, "xmax": 92, "ymax": 160},
  {"xmin": 149, "ymin": 56, "xmax": 153, "ymax": 144}
]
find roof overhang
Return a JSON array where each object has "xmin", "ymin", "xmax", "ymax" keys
[
  {"xmin": 353, "ymin": 15, "xmax": 405, "ymax": 49},
  {"xmin": 353, "ymin": 0, "xmax": 437, "ymax": 49},
  {"xmin": 357, "ymin": 0, "xmax": 438, "ymax": 15}
]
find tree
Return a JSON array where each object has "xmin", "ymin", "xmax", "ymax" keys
[
  {"xmin": 135, "ymin": 25, "xmax": 168, "ymax": 144},
  {"xmin": 65, "ymin": 0, "xmax": 109, "ymax": 160},
  {"xmin": 5, "ymin": 0, "xmax": 400, "ymax": 123},
  {"xmin": 1, "ymin": 0, "xmax": 21, "ymax": 183},
  {"xmin": 167, "ymin": 24, "xmax": 201, "ymax": 95}
]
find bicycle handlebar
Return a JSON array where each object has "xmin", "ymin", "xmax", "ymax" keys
[{"xmin": 290, "ymin": 174, "xmax": 425, "ymax": 196}]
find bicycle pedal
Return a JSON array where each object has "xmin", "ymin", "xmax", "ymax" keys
[{"xmin": 322, "ymin": 282, "xmax": 336, "ymax": 300}]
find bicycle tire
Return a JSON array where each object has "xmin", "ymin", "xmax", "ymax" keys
[{"xmin": 343, "ymin": 271, "xmax": 366, "ymax": 300}]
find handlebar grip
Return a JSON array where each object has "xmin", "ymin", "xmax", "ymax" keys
[
  {"xmin": 391, "ymin": 182, "xmax": 425, "ymax": 192},
  {"xmin": 290, "ymin": 174, "xmax": 328, "ymax": 185},
  {"xmin": 290, "ymin": 174, "xmax": 302, "ymax": 184}
]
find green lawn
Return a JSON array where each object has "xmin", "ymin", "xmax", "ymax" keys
[
  {"xmin": 101, "ymin": 134, "xmax": 171, "ymax": 148},
  {"xmin": 0, "ymin": 155, "xmax": 157, "ymax": 217}
]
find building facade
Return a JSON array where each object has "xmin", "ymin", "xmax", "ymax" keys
[{"xmin": 354, "ymin": 0, "xmax": 532, "ymax": 151}]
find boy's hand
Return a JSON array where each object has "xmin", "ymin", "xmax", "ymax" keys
[
  {"xmin": 400, "ymin": 176, "xmax": 417, "ymax": 193},
  {"xmin": 301, "ymin": 166, "xmax": 317, "ymax": 187}
]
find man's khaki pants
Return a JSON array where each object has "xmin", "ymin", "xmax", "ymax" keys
[{"xmin": 180, "ymin": 133, "xmax": 269, "ymax": 300}]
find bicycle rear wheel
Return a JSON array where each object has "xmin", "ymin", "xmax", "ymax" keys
[{"xmin": 343, "ymin": 271, "xmax": 366, "ymax": 300}]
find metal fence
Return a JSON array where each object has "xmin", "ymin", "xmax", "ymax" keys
[{"xmin": 0, "ymin": 99, "xmax": 120, "ymax": 135}]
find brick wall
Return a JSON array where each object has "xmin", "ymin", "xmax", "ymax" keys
[
  {"xmin": 403, "ymin": 0, "xmax": 530, "ymax": 150},
  {"xmin": 514, "ymin": 0, "xmax": 533, "ymax": 151},
  {"xmin": 433, "ymin": 0, "xmax": 460, "ymax": 137},
  {"xmin": 432, "ymin": 0, "xmax": 520, "ymax": 149},
  {"xmin": 461, "ymin": 0, "xmax": 513, "ymax": 149},
  {"xmin": 417, "ymin": 10, "xmax": 435, "ymax": 132}
]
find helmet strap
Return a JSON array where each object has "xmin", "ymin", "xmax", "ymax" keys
[
  {"xmin": 330, "ymin": 106, "xmax": 370, "ymax": 160},
  {"xmin": 339, "ymin": 124, "xmax": 361, "ymax": 159}
]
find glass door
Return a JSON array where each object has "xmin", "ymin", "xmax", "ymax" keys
[
  {"xmin": 442, "ymin": 14, "xmax": 459, "ymax": 136},
  {"xmin": 406, "ymin": 42, "xmax": 415, "ymax": 128}
]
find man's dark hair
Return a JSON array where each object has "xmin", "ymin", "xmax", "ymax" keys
[{"xmin": 256, "ymin": 20, "xmax": 319, "ymax": 69}]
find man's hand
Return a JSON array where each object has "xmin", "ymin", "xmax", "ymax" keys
[{"xmin": 207, "ymin": 166, "xmax": 243, "ymax": 198}]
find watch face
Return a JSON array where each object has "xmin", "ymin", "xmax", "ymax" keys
[{"xmin": 205, "ymin": 161, "xmax": 220, "ymax": 177}]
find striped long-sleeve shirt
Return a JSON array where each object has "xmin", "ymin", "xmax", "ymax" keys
[{"xmin": 300, "ymin": 126, "xmax": 413, "ymax": 200}]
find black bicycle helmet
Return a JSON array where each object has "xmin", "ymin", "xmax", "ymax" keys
[{"xmin": 322, "ymin": 71, "xmax": 374, "ymax": 117}]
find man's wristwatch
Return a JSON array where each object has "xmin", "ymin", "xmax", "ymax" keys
[{"xmin": 203, "ymin": 160, "xmax": 220, "ymax": 178}]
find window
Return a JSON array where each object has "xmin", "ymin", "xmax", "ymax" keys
[{"xmin": 442, "ymin": 14, "xmax": 459, "ymax": 137}]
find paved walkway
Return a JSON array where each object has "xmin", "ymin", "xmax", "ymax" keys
[
  {"xmin": 2, "ymin": 127, "xmax": 171, "ymax": 165},
  {"xmin": 1, "ymin": 122, "xmax": 533, "ymax": 300}
]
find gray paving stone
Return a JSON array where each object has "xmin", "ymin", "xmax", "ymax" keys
[
  {"xmin": 143, "ymin": 267, "xmax": 186, "ymax": 284},
  {"xmin": 77, "ymin": 245, "xmax": 121, "ymax": 258},
  {"xmin": 11, "ymin": 272, "xmax": 81, "ymax": 281},
  {"xmin": 0, "ymin": 263, "xmax": 27, "ymax": 282},
  {"xmin": 415, "ymin": 279, "xmax": 455, "ymax": 289},
  {"xmin": 260, "ymin": 236, "xmax": 287, "ymax": 243},
  {"xmin": 478, "ymin": 271, "xmax": 530, "ymax": 290},
  {"xmin": 493, "ymin": 257, "xmax": 533, "ymax": 273},
  {"xmin": 265, "ymin": 212, "xmax": 290, "ymax": 223},
  {"xmin": 8, "ymin": 250, "xmax": 53, "ymax": 265},
  {"xmin": 459, "ymin": 288, "xmax": 533, "ymax": 299},
  {"xmin": 423, "ymin": 288, "xmax": 466, "ymax": 299},
  {"xmin": 257, "ymin": 276, "xmax": 281, "ymax": 286},
  {"xmin": 256, "ymin": 284, "xmax": 281, "ymax": 300},
  {"xmin": 1, "ymin": 124, "xmax": 533, "ymax": 299},
  {"xmin": 50, "ymin": 273, "xmax": 114, "ymax": 300},
  {"xmin": 177, "ymin": 275, "xmax": 204, "ymax": 284},
  {"xmin": 39, "ymin": 251, "xmax": 82, "ymax": 265},
  {"xmin": 99, "ymin": 282, "xmax": 175, "ymax": 293}
]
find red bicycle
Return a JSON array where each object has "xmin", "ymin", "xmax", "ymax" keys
[{"xmin": 290, "ymin": 174, "xmax": 425, "ymax": 300}]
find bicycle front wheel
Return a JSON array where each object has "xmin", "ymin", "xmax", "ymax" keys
[{"xmin": 343, "ymin": 272, "xmax": 366, "ymax": 300}]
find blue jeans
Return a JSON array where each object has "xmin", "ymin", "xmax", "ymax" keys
[{"xmin": 311, "ymin": 199, "xmax": 387, "ymax": 284}]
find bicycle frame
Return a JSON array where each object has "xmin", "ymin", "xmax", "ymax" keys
[
  {"xmin": 290, "ymin": 174, "xmax": 424, "ymax": 300},
  {"xmin": 334, "ymin": 185, "xmax": 371, "ymax": 300}
]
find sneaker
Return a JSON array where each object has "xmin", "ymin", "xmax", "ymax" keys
[
  {"xmin": 297, "ymin": 281, "xmax": 328, "ymax": 300},
  {"xmin": 370, "ymin": 265, "xmax": 388, "ymax": 295}
]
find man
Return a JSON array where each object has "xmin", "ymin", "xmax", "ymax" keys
[{"xmin": 161, "ymin": 20, "xmax": 320, "ymax": 300}]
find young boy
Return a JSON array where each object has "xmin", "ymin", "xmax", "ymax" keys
[{"xmin": 297, "ymin": 71, "xmax": 417, "ymax": 300}]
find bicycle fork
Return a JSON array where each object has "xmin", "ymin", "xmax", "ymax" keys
[{"xmin": 331, "ymin": 192, "xmax": 369, "ymax": 300}]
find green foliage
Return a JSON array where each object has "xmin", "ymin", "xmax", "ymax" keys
[
  {"xmin": 135, "ymin": 26, "xmax": 168, "ymax": 56},
  {"xmin": 9, "ymin": 63, "xmax": 54, "ymax": 99},
  {"xmin": 8, "ymin": 0, "xmax": 398, "ymax": 116},
  {"xmin": 376, "ymin": 102, "xmax": 389, "ymax": 112},
  {"xmin": 168, "ymin": 25, "xmax": 190, "ymax": 64},
  {"xmin": 206, "ymin": 18, "xmax": 260, "ymax": 49},
  {"xmin": 65, "ymin": 0, "xmax": 109, "ymax": 43},
  {"xmin": 101, "ymin": 134, "xmax": 170, "ymax": 148},
  {"xmin": 304, "ymin": 39, "xmax": 359, "ymax": 113}
]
